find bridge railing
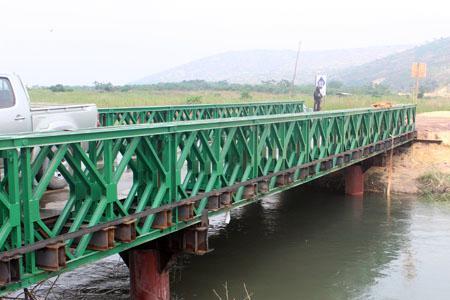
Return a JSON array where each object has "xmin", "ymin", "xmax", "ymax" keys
[
  {"xmin": 0, "ymin": 104, "xmax": 415, "ymax": 292},
  {"xmin": 97, "ymin": 100, "xmax": 305, "ymax": 126}
]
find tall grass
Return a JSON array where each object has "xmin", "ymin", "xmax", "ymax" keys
[
  {"xmin": 418, "ymin": 171, "xmax": 450, "ymax": 201},
  {"xmin": 29, "ymin": 88, "xmax": 450, "ymax": 113}
]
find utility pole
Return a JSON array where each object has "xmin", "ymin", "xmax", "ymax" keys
[
  {"xmin": 290, "ymin": 41, "xmax": 302, "ymax": 98},
  {"xmin": 414, "ymin": 76, "xmax": 420, "ymax": 104}
]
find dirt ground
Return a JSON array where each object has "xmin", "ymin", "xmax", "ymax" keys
[
  {"xmin": 416, "ymin": 111, "xmax": 450, "ymax": 145},
  {"xmin": 366, "ymin": 111, "xmax": 450, "ymax": 194}
]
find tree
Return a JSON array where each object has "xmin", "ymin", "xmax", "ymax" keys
[
  {"xmin": 240, "ymin": 91, "xmax": 252, "ymax": 99},
  {"xmin": 94, "ymin": 81, "xmax": 114, "ymax": 92},
  {"xmin": 186, "ymin": 95, "xmax": 202, "ymax": 104},
  {"xmin": 49, "ymin": 84, "xmax": 73, "ymax": 92},
  {"xmin": 327, "ymin": 80, "xmax": 343, "ymax": 89}
]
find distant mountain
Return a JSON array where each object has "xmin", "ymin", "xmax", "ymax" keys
[
  {"xmin": 336, "ymin": 37, "xmax": 450, "ymax": 91},
  {"xmin": 135, "ymin": 46, "xmax": 410, "ymax": 85}
]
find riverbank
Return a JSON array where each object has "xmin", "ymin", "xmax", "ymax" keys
[{"xmin": 365, "ymin": 111, "xmax": 450, "ymax": 195}]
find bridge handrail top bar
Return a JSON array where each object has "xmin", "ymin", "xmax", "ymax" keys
[
  {"xmin": 97, "ymin": 100, "xmax": 304, "ymax": 112},
  {"xmin": 0, "ymin": 104, "xmax": 415, "ymax": 150}
]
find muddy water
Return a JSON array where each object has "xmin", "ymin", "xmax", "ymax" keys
[{"xmin": 28, "ymin": 188, "xmax": 450, "ymax": 300}]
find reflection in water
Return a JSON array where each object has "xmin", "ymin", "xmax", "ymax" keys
[
  {"xmin": 366, "ymin": 200, "xmax": 450, "ymax": 300},
  {"xmin": 172, "ymin": 189, "xmax": 412, "ymax": 300},
  {"xmin": 402, "ymin": 246, "xmax": 417, "ymax": 282},
  {"xmin": 172, "ymin": 189, "xmax": 450, "ymax": 300},
  {"xmin": 20, "ymin": 188, "xmax": 450, "ymax": 300}
]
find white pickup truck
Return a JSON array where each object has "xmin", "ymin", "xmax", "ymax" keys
[
  {"xmin": 0, "ymin": 73, "xmax": 98, "ymax": 188},
  {"xmin": 0, "ymin": 74, "xmax": 97, "ymax": 134}
]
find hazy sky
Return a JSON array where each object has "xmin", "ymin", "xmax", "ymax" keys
[{"xmin": 1, "ymin": 0, "xmax": 449, "ymax": 85}]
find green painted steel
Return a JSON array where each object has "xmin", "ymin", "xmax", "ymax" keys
[
  {"xmin": 98, "ymin": 101, "xmax": 305, "ymax": 126},
  {"xmin": 0, "ymin": 104, "xmax": 415, "ymax": 294}
]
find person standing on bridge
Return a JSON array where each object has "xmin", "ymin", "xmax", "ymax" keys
[{"xmin": 313, "ymin": 85, "xmax": 323, "ymax": 111}]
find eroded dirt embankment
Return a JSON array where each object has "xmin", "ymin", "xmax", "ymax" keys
[{"xmin": 365, "ymin": 112, "xmax": 450, "ymax": 194}]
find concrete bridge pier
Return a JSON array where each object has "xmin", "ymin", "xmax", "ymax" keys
[
  {"xmin": 122, "ymin": 216, "xmax": 210, "ymax": 300},
  {"xmin": 128, "ymin": 249, "xmax": 171, "ymax": 300},
  {"xmin": 120, "ymin": 240, "xmax": 177, "ymax": 300},
  {"xmin": 344, "ymin": 164, "xmax": 365, "ymax": 196}
]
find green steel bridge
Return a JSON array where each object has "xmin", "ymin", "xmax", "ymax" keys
[
  {"xmin": 97, "ymin": 101, "xmax": 305, "ymax": 126},
  {"xmin": 0, "ymin": 101, "xmax": 416, "ymax": 297}
]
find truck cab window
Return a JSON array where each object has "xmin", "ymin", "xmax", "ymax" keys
[{"xmin": 0, "ymin": 78, "xmax": 15, "ymax": 108}]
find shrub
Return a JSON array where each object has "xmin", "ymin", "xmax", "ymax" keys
[
  {"xmin": 49, "ymin": 84, "xmax": 73, "ymax": 92},
  {"xmin": 120, "ymin": 85, "xmax": 132, "ymax": 92},
  {"xmin": 240, "ymin": 91, "xmax": 252, "ymax": 99},
  {"xmin": 417, "ymin": 171, "xmax": 450, "ymax": 201},
  {"xmin": 327, "ymin": 80, "xmax": 344, "ymax": 89},
  {"xmin": 186, "ymin": 95, "xmax": 202, "ymax": 104},
  {"xmin": 94, "ymin": 81, "xmax": 114, "ymax": 92}
]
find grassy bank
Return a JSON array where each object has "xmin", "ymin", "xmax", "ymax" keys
[
  {"xmin": 418, "ymin": 171, "xmax": 450, "ymax": 201},
  {"xmin": 29, "ymin": 88, "xmax": 450, "ymax": 113}
]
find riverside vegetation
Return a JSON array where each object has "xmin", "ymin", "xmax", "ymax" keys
[
  {"xmin": 418, "ymin": 172, "xmax": 450, "ymax": 201},
  {"xmin": 30, "ymin": 80, "xmax": 450, "ymax": 113}
]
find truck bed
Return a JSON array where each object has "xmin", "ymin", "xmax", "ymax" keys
[
  {"xmin": 31, "ymin": 103, "xmax": 98, "ymax": 132},
  {"xmin": 31, "ymin": 103, "xmax": 96, "ymax": 112}
]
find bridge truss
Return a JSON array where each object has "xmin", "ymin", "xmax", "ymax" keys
[{"xmin": 0, "ymin": 103, "xmax": 415, "ymax": 293}]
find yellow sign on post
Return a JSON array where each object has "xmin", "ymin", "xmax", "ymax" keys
[
  {"xmin": 411, "ymin": 62, "xmax": 427, "ymax": 104},
  {"xmin": 411, "ymin": 62, "xmax": 427, "ymax": 78}
]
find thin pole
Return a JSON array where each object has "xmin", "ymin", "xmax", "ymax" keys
[
  {"xmin": 414, "ymin": 77, "xmax": 419, "ymax": 105},
  {"xmin": 386, "ymin": 134, "xmax": 394, "ymax": 200},
  {"xmin": 290, "ymin": 41, "xmax": 302, "ymax": 98}
]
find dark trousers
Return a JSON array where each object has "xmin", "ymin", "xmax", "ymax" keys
[{"xmin": 314, "ymin": 99, "xmax": 321, "ymax": 111}]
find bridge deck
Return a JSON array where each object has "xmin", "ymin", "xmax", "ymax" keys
[{"xmin": 0, "ymin": 104, "xmax": 415, "ymax": 294}]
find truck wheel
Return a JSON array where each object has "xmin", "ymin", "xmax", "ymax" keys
[
  {"xmin": 47, "ymin": 168, "xmax": 68, "ymax": 190},
  {"xmin": 37, "ymin": 158, "xmax": 69, "ymax": 190}
]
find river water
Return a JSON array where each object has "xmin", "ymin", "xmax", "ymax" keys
[
  {"xmin": 26, "ymin": 187, "xmax": 450, "ymax": 299},
  {"xmin": 172, "ymin": 189, "xmax": 450, "ymax": 300}
]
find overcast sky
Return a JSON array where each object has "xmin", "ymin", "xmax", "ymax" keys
[{"xmin": 1, "ymin": 0, "xmax": 449, "ymax": 85}]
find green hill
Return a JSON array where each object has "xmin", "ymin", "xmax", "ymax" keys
[
  {"xmin": 134, "ymin": 46, "xmax": 409, "ymax": 85},
  {"xmin": 336, "ymin": 37, "xmax": 450, "ymax": 92}
]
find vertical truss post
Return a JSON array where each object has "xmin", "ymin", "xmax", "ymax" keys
[
  {"xmin": 164, "ymin": 134, "xmax": 177, "ymax": 205},
  {"xmin": 304, "ymin": 119, "xmax": 311, "ymax": 165},
  {"xmin": 103, "ymin": 139, "xmax": 115, "ymax": 220},
  {"xmin": 213, "ymin": 129, "xmax": 221, "ymax": 190},
  {"xmin": 20, "ymin": 148, "xmax": 38, "ymax": 273},
  {"xmin": 335, "ymin": 116, "xmax": 345, "ymax": 165},
  {"xmin": 5, "ymin": 150, "xmax": 22, "ymax": 279},
  {"xmin": 251, "ymin": 125, "xmax": 259, "ymax": 179},
  {"xmin": 72, "ymin": 144, "xmax": 84, "ymax": 214}
]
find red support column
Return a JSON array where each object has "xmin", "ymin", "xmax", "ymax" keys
[
  {"xmin": 129, "ymin": 249, "xmax": 170, "ymax": 300},
  {"xmin": 344, "ymin": 164, "xmax": 364, "ymax": 196}
]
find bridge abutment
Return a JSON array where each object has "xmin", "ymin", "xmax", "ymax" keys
[{"xmin": 344, "ymin": 164, "xmax": 364, "ymax": 196}]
